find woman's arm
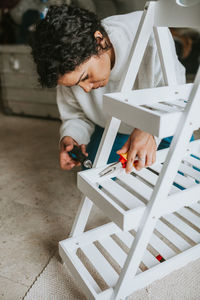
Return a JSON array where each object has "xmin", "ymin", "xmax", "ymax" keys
[{"xmin": 57, "ymin": 85, "xmax": 95, "ymax": 170}]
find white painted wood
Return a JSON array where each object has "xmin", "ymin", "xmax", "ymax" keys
[
  {"xmin": 125, "ymin": 244, "xmax": 200, "ymax": 297},
  {"xmin": 156, "ymin": 219, "xmax": 191, "ymax": 251},
  {"xmin": 112, "ymin": 54, "xmax": 200, "ymax": 300},
  {"xmin": 132, "ymin": 168, "xmax": 158, "ymax": 186},
  {"xmin": 114, "ymin": 231, "xmax": 159, "ymax": 269},
  {"xmin": 179, "ymin": 163, "xmax": 200, "ymax": 181},
  {"xmin": 190, "ymin": 203, "xmax": 200, "ymax": 214},
  {"xmin": 119, "ymin": 1, "xmax": 156, "ymax": 92},
  {"xmin": 98, "ymin": 236, "xmax": 128, "ymax": 269},
  {"xmin": 173, "ymin": 173, "xmax": 197, "ymax": 189},
  {"xmin": 104, "ymin": 93, "xmax": 182, "ymax": 138},
  {"xmin": 78, "ymin": 175, "xmax": 125, "ymax": 229},
  {"xmin": 103, "ymin": 83, "xmax": 193, "ymax": 138},
  {"xmin": 150, "ymin": 162, "xmax": 197, "ymax": 189},
  {"xmin": 70, "ymin": 196, "xmax": 93, "ymax": 237},
  {"xmin": 77, "ymin": 146, "xmax": 169, "ymax": 184},
  {"xmin": 117, "ymin": 173, "xmax": 153, "ymax": 202},
  {"xmin": 79, "ymin": 171, "xmax": 148, "ymax": 231},
  {"xmin": 160, "ymin": 185, "xmax": 200, "ymax": 216},
  {"xmin": 149, "ymin": 232, "xmax": 176, "ymax": 259},
  {"xmin": 70, "ymin": 117, "xmax": 121, "ymax": 237},
  {"xmin": 176, "ymin": 207, "xmax": 200, "ymax": 230},
  {"xmin": 100, "ymin": 179, "xmax": 145, "ymax": 210},
  {"xmin": 140, "ymin": 248, "xmax": 160, "ymax": 269},
  {"xmin": 93, "ymin": 117, "xmax": 121, "ymax": 168},
  {"xmin": 95, "ymin": 289, "xmax": 114, "ymax": 300},
  {"xmin": 66, "ymin": 222, "xmax": 122, "ymax": 251},
  {"xmin": 183, "ymin": 154, "xmax": 200, "ymax": 170},
  {"xmin": 145, "ymin": 102, "xmax": 182, "ymax": 113},
  {"xmin": 61, "ymin": 2, "xmax": 200, "ymax": 299},
  {"xmin": 75, "ymin": 154, "xmax": 199, "ymax": 233},
  {"xmin": 104, "ymin": 83, "xmax": 192, "ymax": 106},
  {"xmin": 60, "ymin": 207, "xmax": 200, "ymax": 299},
  {"xmin": 186, "ymin": 139, "xmax": 200, "ymax": 154},
  {"xmin": 59, "ymin": 244, "xmax": 101, "ymax": 298},
  {"xmin": 154, "ymin": 27, "xmax": 177, "ymax": 85},
  {"xmin": 163, "ymin": 214, "xmax": 200, "ymax": 244},
  {"xmin": 172, "ymin": 99, "xmax": 187, "ymax": 108},
  {"xmin": 132, "ymin": 167, "xmax": 178, "ymax": 195},
  {"xmin": 81, "ymin": 243, "xmax": 119, "ymax": 287},
  {"xmin": 123, "ymin": 207, "xmax": 146, "ymax": 232}
]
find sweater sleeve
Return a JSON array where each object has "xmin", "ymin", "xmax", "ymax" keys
[{"xmin": 56, "ymin": 85, "xmax": 95, "ymax": 145}]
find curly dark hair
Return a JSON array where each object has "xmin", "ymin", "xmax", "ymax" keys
[{"xmin": 29, "ymin": 5, "xmax": 108, "ymax": 88}]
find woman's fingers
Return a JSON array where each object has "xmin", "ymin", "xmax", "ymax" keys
[
  {"xmin": 152, "ymin": 150, "xmax": 156, "ymax": 165},
  {"xmin": 145, "ymin": 152, "xmax": 153, "ymax": 167},
  {"xmin": 125, "ymin": 149, "xmax": 138, "ymax": 173},
  {"xmin": 60, "ymin": 150, "xmax": 75, "ymax": 170},
  {"xmin": 81, "ymin": 144, "xmax": 88, "ymax": 156},
  {"xmin": 133, "ymin": 150, "xmax": 146, "ymax": 171},
  {"xmin": 116, "ymin": 137, "xmax": 130, "ymax": 155},
  {"xmin": 60, "ymin": 136, "xmax": 80, "ymax": 170},
  {"xmin": 118, "ymin": 129, "xmax": 157, "ymax": 173}
]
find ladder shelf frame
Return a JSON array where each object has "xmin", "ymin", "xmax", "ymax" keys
[{"xmin": 59, "ymin": 0, "xmax": 200, "ymax": 299}]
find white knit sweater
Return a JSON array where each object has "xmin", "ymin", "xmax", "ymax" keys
[{"xmin": 56, "ymin": 11, "xmax": 185, "ymax": 145}]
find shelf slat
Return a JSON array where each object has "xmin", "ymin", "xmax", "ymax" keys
[
  {"xmin": 156, "ymin": 219, "xmax": 190, "ymax": 252},
  {"xmin": 163, "ymin": 214, "xmax": 199, "ymax": 244},
  {"xmin": 100, "ymin": 179, "xmax": 144, "ymax": 210},
  {"xmin": 81, "ymin": 243, "xmax": 119, "ymax": 288}
]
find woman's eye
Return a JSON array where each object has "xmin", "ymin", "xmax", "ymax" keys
[{"xmin": 82, "ymin": 75, "xmax": 89, "ymax": 81}]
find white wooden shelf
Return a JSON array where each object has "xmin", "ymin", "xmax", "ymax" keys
[
  {"xmin": 59, "ymin": 201, "xmax": 200, "ymax": 299},
  {"xmin": 59, "ymin": 2, "xmax": 200, "ymax": 298},
  {"xmin": 77, "ymin": 140, "xmax": 200, "ymax": 231},
  {"xmin": 103, "ymin": 83, "xmax": 195, "ymax": 138}
]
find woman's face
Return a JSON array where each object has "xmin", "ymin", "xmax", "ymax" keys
[
  {"xmin": 58, "ymin": 32, "xmax": 115, "ymax": 93},
  {"xmin": 58, "ymin": 52, "xmax": 112, "ymax": 93}
]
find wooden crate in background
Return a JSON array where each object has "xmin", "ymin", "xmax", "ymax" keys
[{"xmin": 0, "ymin": 45, "xmax": 59, "ymax": 119}]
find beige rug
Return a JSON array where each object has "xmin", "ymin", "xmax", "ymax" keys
[{"xmin": 23, "ymin": 250, "xmax": 200, "ymax": 300}]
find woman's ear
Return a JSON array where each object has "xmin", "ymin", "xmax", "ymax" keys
[{"xmin": 94, "ymin": 30, "xmax": 107, "ymax": 49}]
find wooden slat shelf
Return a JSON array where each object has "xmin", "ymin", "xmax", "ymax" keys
[
  {"xmin": 103, "ymin": 84, "xmax": 195, "ymax": 138},
  {"xmin": 78, "ymin": 141, "xmax": 200, "ymax": 231},
  {"xmin": 59, "ymin": 201, "xmax": 200, "ymax": 299},
  {"xmin": 59, "ymin": 2, "xmax": 200, "ymax": 299}
]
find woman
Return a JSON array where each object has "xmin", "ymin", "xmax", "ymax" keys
[{"xmin": 30, "ymin": 4, "xmax": 185, "ymax": 173}]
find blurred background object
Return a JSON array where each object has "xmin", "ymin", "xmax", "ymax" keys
[
  {"xmin": 170, "ymin": 28, "xmax": 200, "ymax": 80},
  {"xmin": 176, "ymin": 0, "xmax": 200, "ymax": 7}
]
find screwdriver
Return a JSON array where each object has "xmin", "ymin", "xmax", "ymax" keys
[{"xmin": 68, "ymin": 145, "xmax": 92, "ymax": 169}]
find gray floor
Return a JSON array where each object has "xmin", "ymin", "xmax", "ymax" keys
[{"xmin": 0, "ymin": 110, "xmax": 84, "ymax": 300}]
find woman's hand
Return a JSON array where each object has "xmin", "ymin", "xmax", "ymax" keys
[
  {"xmin": 60, "ymin": 136, "xmax": 88, "ymax": 170},
  {"xmin": 117, "ymin": 128, "xmax": 157, "ymax": 173}
]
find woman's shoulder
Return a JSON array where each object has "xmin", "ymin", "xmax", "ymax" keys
[
  {"xmin": 101, "ymin": 11, "xmax": 143, "ymax": 39},
  {"xmin": 102, "ymin": 11, "xmax": 143, "ymax": 28}
]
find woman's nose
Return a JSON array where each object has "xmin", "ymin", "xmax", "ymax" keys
[{"xmin": 79, "ymin": 82, "xmax": 93, "ymax": 93}]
